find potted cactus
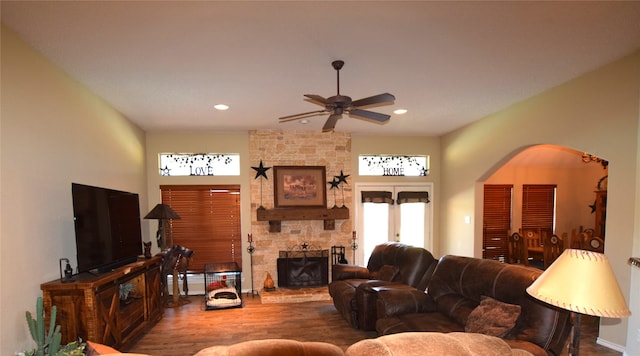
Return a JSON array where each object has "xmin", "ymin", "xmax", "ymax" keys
[{"xmin": 24, "ymin": 297, "xmax": 85, "ymax": 356}]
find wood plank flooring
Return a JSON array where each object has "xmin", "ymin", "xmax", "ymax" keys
[{"xmin": 125, "ymin": 293, "xmax": 621, "ymax": 356}]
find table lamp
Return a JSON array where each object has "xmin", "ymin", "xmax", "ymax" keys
[
  {"xmin": 144, "ymin": 203, "xmax": 181, "ymax": 250},
  {"xmin": 526, "ymin": 249, "xmax": 631, "ymax": 356}
]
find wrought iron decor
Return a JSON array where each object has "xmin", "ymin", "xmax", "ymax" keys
[{"xmin": 252, "ymin": 160, "xmax": 271, "ymax": 209}]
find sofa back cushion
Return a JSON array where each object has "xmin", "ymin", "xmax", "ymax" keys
[
  {"xmin": 366, "ymin": 242, "xmax": 437, "ymax": 289},
  {"xmin": 346, "ymin": 332, "xmax": 520, "ymax": 356},
  {"xmin": 194, "ymin": 339, "xmax": 345, "ymax": 356},
  {"xmin": 427, "ymin": 256, "xmax": 571, "ymax": 354}
]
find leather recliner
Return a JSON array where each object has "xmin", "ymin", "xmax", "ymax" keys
[{"xmin": 328, "ymin": 242, "xmax": 438, "ymax": 330}]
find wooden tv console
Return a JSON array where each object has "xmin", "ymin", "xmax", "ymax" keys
[{"xmin": 40, "ymin": 256, "xmax": 163, "ymax": 349}]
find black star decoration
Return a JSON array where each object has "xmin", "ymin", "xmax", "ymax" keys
[
  {"xmin": 252, "ymin": 160, "xmax": 271, "ymax": 180},
  {"xmin": 160, "ymin": 166, "xmax": 171, "ymax": 176},
  {"xmin": 328, "ymin": 177, "xmax": 340, "ymax": 189},
  {"xmin": 335, "ymin": 170, "xmax": 350, "ymax": 185}
]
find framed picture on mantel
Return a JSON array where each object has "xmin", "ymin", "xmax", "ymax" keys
[{"xmin": 274, "ymin": 166, "xmax": 327, "ymax": 208}]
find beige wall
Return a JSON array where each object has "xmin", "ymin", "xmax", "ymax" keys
[
  {"xmin": 351, "ymin": 135, "xmax": 441, "ymax": 255},
  {"xmin": 1, "ymin": 26, "xmax": 147, "ymax": 354},
  {"xmin": 144, "ymin": 130, "xmax": 251, "ymax": 273},
  {"xmin": 440, "ymin": 51, "xmax": 640, "ymax": 352}
]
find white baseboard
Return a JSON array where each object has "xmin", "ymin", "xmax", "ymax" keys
[{"xmin": 597, "ymin": 337, "xmax": 625, "ymax": 353}]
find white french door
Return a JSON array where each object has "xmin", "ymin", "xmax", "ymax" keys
[{"xmin": 354, "ymin": 183, "xmax": 433, "ymax": 265}]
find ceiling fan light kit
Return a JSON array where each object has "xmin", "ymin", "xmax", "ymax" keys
[{"xmin": 279, "ymin": 60, "xmax": 395, "ymax": 132}]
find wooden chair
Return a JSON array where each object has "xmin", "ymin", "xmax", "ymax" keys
[
  {"xmin": 582, "ymin": 233, "xmax": 605, "ymax": 253},
  {"xmin": 507, "ymin": 232, "xmax": 527, "ymax": 265},
  {"xmin": 543, "ymin": 233, "xmax": 565, "ymax": 268},
  {"xmin": 520, "ymin": 228, "xmax": 544, "ymax": 266},
  {"xmin": 569, "ymin": 227, "xmax": 584, "ymax": 249}
]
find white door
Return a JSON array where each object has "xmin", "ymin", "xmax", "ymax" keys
[{"xmin": 354, "ymin": 183, "xmax": 433, "ymax": 265}]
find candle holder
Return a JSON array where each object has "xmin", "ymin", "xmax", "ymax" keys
[
  {"xmin": 247, "ymin": 234, "xmax": 256, "ymax": 297},
  {"xmin": 351, "ymin": 231, "xmax": 358, "ymax": 264}
]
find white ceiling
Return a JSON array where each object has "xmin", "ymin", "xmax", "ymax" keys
[{"xmin": 2, "ymin": 1, "xmax": 640, "ymax": 136}]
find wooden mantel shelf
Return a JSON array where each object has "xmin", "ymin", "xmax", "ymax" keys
[{"xmin": 257, "ymin": 207, "xmax": 349, "ymax": 232}]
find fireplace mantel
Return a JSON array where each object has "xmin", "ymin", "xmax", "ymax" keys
[{"xmin": 257, "ymin": 207, "xmax": 349, "ymax": 232}]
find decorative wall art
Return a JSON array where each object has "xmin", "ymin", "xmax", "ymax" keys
[
  {"xmin": 159, "ymin": 153, "xmax": 240, "ymax": 176},
  {"xmin": 358, "ymin": 154, "xmax": 429, "ymax": 176},
  {"xmin": 274, "ymin": 166, "xmax": 327, "ymax": 208}
]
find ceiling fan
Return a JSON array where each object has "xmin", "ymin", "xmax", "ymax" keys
[{"xmin": 279, "ymin": 60, "xmax": 396, "ymax": 132}]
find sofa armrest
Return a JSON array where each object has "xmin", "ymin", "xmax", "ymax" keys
[
  {"xmin": 332, "ymin": 264, "xmax": 370, "ymax": 281},
  {"xmin": 376, "ymin": 287, "xmax": 436, "ymax": 319}
]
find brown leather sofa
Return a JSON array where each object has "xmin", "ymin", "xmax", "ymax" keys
[
  {"xmin": 328, "ymin": 242, "xmax": 438, "ymax": 330},
  {"xmin": 194, "ymin": 339, "xmax": 344, "ymax": 356},
  {"xmin": 374, "ymin": 255, "xmax": 572, "ymax": 356},
  {"xmin": 194, "ymin": 333, "xmax": 534, "ymax": 355},
  {"xmin": 345, "ymin": 332, "xmax": 535, "ymax": 356}
]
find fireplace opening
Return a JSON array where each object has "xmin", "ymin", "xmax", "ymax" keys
[{"xmin": 277, "ymin": 249, "xmax": 329, "ymax": 288}]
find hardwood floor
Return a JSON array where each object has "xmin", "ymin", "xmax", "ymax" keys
[{"xmin": 125, "ymin": 294, "xmax": 621, "ymax": 356}]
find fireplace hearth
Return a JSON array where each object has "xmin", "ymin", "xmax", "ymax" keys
[{"xmin": 277, "ymin": 248, "xmax": 329, "ymax": 288}]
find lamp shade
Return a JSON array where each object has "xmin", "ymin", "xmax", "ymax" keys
[
  {"xmin": 526, "ymin": 249, "xmax": 630, "ymax": 318},
  {"xmin": 144, "ymin": 203, "xmax": 181, "ymax": 220}
]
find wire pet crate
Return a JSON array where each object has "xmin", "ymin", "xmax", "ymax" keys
[{"xmin": 204, "ymin": 262, "xmax": 242, "ymax": 310}]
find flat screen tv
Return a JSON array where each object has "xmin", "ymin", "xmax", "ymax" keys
[{"xmin": 72, "ymin": 183, "xmax": 143, "ymax": 274}]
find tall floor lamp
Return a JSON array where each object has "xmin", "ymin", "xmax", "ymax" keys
[
  {"xmin": 526, "ymin": 249, "xmax": 631, "ymax": 356},
  {"xmin": 144, "ymin": 203, "xmax": 181, "ymax": 250}
]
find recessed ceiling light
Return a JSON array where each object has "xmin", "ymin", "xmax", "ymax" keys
[
  {"xmin": 300, "ymin": 119, "xmax": 309, "ymax": 124},
  {"xmin": 214, "ymin": 104, "xmax": 229, "ymax": 111},
  {"xmin": 394, "ymin": 109, "xmax": 408, "ymax": 115}
]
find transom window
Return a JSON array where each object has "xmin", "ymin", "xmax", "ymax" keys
[
  {"xmin": 358, "ymin": 155, "xmax": 429, "ymax": 176},
  {"xmin": 159, "ymin": 153, "xmax": 240, "ymax": 176}
]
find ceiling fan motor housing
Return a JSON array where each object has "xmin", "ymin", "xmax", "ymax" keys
[{"xmin": 328, "ymin": 95, "xmax": 352, "ymax": 108}]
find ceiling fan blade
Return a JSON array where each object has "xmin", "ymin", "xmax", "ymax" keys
[
  {"xmin": 349, "ymin": 109, "xmax": 390, "ymax": 122},
  {"xmin": 322, "ymin": 113, "xmax": 341, "ymax": 132},
  {"xmin": 351, "ymin": 93, "xmax": 395, "ymax": 108},
  {"xmin": 279, "ymin": 109, "xmax": 329, "ymax": 121},
  {"xmin": 304, "ymin": 94, "xmax": 331, "ymax": 105}
]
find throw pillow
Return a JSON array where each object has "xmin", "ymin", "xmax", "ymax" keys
[
  {"xmin": 465, "ymin": 296, "xmax": 521, "ymax": 337},
  {"xmin": 374, "ymin": 264, "xmax": 399, "ymax": 281}
]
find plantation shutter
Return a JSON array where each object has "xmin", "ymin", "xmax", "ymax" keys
[
  {"xmin": 522, "ymin": 184, "xmax": 556, "ymax": 234},
  {"xmin": 483, "ymin": 185, "xmax": 512, "ymax": 260},
  {"xmin": 160, "ymin": 185, "xmax": 241, "ymax": 272}
]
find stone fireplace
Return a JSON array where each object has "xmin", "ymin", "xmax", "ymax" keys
[
  {"xmin": 249, "ymin": 130, "xmax": 353, "ymax": 291},
  {"xmin": 277, "ymin": 248, "xmax": 329, "ymax": 288}
]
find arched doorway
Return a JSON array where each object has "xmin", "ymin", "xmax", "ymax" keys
[{"xmin": 481, "ymin": 144, "xmax": 608, "ymax": 263}]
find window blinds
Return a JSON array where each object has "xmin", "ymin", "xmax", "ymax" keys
[{"xmin": 160, "ymin": 185, "xmax": 241, "ymax": 272}]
